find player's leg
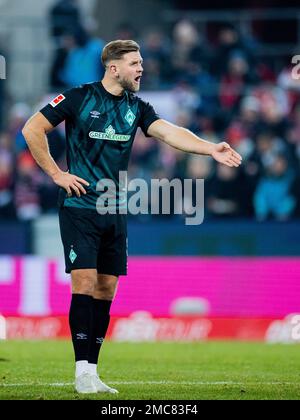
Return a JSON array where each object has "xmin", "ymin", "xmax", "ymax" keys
[
  {"xmin": 69, "ymin": 269, "xmax": 96, "ymax": 377},
  {"xmin": 87, "ymin": 213, "xmax": 127, "ymax": 393},
  {"xmin": 58, "ymin": 206, "xmax": 99, "ymax": 393},
  {"xmin": 87, "ymin": 274, "xmax": 119, "ymax": 393},
  {"xmin": 88, "ymin": 273, "xmax": 118, "ymax": 367}
]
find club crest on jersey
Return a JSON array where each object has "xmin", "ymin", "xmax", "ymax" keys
[
  {"xmin": 50, "ymin": 94, "xmax": 65, "ymax": 107},
  {"xmin": 124, "ymin": 108, "xmax": 136, "ymax": 126}
]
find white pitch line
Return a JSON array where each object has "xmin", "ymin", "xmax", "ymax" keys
[{"xmin": 0, "ymin": 380, "xmax": 298, "ymax": 387}]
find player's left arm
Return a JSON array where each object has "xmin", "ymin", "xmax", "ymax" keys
[{"xmin": 147, "ymin": 119, "xmax": 242, "ymax": 168}]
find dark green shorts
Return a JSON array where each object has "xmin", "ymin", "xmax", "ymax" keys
[{"xmin": 59, "ymin": 206, "xmax": 127, "ymax": 276}]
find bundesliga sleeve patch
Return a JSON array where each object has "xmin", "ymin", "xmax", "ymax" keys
[{"xmin": 50, "ymin": 94, "xmax": 66, "ymax": 107}]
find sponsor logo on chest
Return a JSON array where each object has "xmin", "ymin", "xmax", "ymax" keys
[{"xmin": 89, "ymin": 125, "xmax": 131, "ymax": 142}]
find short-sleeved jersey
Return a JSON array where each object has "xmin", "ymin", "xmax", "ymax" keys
[{"xmin": 40, "ymin": 82, "xmax": 160, "ymax": 210}]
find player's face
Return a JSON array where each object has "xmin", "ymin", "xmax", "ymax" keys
[{"xmin": 117, "ymin": 51, "xmax": 143, "ymax": 93}]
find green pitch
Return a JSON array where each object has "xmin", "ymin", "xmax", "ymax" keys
[{"xmin": 0, "ymin": 340, "xmax": 299, "ymax": 400}]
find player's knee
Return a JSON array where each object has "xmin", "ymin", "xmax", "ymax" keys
[
  {"xmin": 71, "ymin": 271, "xmax": 96, "ymax": 295},
  {"xmin": 72, "ymin": 281, "xmax": 95, "ymax": 295},
  {"xmin": 94, "ymin": 284, "xmax": 114, "ymax": 300},
  {"xmin": 94, "ymin": 277, "xmax": 117, "ymax": 300}
]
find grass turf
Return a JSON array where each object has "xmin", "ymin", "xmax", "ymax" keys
[{"xmin": 0, "ymin": 340, "xmax": 300, "ymax": 400}]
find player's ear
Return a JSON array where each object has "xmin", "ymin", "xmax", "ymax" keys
[{"xmin": 109, "ymin": 63, "xmax": 119, "ymax": 78}]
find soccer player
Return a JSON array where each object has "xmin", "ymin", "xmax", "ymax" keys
[{"xmin": 22, "ymin": 40, "xmax": 242, "ymax": 394}]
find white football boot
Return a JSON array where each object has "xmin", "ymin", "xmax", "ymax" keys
[
  {"xmin": 75, "ymin": 372, "xmax": 97, "ymax": 394},
  {"xmin": 90, "ymin": 375, "xmax": 119, "ymax": 394}
]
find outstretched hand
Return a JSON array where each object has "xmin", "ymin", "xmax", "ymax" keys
[
  {"xmin": 211, "ymin": 142, "xmax": 242, "ymax": 167},
  {"xmin": 52, "ymin": 171, "xmax": 89, "ymax": 197}
]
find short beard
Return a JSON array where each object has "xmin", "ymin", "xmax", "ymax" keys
[{"xmin": 119, "ymin": 77, "xmax": 138, "ymax": 93}]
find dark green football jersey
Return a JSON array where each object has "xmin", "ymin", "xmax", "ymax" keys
[{"xmin": 40, "ymin": 82, "xmax": 159, "ymax": 210}]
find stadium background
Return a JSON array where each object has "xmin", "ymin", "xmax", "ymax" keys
[{"xmin": 0, "ymin": 0, "xmax": 300, "ymax": 344}]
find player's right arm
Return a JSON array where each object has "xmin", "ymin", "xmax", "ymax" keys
[{"xmin": 22, "ymin": 111, "xmax": 89, "ymax": 197}]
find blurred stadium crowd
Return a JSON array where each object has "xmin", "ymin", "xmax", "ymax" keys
[{"xmin": 0, "ymin": 0, "xmax": 299, "ymax": 222}]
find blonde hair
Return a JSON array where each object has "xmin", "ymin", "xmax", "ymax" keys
[{"xmin": 101, "ymin": 40, "xmax": 140, "ymax": 68}]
